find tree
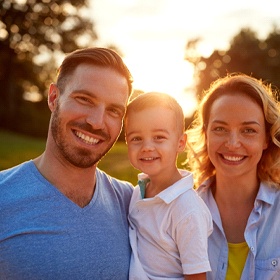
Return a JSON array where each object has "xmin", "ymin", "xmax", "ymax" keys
[
  {"xmin": 185, "ymin": 27, "xmax": 280, "ymax": 100},
  {"xmin": 0, "ymin": 0, "xmax": 97, "ymax": 136}
]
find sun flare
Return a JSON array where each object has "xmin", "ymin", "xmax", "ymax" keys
[{"xmin": 124, "ymin": 51, "xmax": 197, "ymax": 117}]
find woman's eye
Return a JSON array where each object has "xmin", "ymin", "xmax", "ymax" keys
[
  {"xmin": 243, "ymin": 128, "xmax": 256, "ymax": 133},
  {"xmin": 213, "ymin": 127, "xmax": 225, "ymax": 132}
]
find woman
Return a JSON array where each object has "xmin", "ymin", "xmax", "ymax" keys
[{"xmin": 186, "ymin": 73, "xmax": 280, "ymax": 279}]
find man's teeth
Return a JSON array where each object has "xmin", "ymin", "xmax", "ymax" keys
[
  {"xmin": 142, "ymin": 157, "xmax": 156, "ymax": 160},
  {"xmin": 76, "ymin": 131, "xmax": 99, "ymax": 144},
  {"xmin": 223, "ymin": 155, "xmax": 244, "ymax": 162}
]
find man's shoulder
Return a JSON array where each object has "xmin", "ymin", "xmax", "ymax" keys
[
  {"xmin": 0, "ymin": 161, "xmax": 32, "ymax": 182},
  {"xmin": 0, "ymin": 161, "xmax": 35, "ymax": 202},
  {"xmin": 96, "ymin": 168, "xmax": 133, "ymax": 192}
]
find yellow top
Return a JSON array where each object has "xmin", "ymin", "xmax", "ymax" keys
[{"xmin": 226, "ymin": 242, "xmax": 249, "ymax": 280}]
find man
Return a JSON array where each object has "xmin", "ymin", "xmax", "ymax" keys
[{"xmin": 0, "ymin": 48, "xmax": 134, "ymax": 279}]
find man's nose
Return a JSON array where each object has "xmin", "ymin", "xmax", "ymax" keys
[{"xmin": 85, "ymin": 106, "xmax": 106, "ymax": 129}]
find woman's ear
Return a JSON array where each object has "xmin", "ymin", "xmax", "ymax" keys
[
  {"xmin": 263, "ymin": 133, "xmax": 269, "ymax": 151},
  {"xmin": 204, "ymin": 124, "xmax": 207, "ymax": 141},
  {"xmin": 48, "ymin": 83, "xmax": 60, "ymax": 111}
]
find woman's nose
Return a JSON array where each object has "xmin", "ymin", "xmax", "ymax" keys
[{"xmin": 225, "ymin": 132, "xmax": 241, "ymax": 149}]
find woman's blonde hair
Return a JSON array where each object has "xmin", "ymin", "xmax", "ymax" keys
[{"xmin": 186, "ymin": 73, "xmax": 280, "ymax": 187}]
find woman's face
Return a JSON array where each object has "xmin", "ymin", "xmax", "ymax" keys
[{"xmin": 206, "ymin": 93, "xmax": 268, "ymax": 180}]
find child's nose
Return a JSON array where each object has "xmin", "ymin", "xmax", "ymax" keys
[{"xmin": 141, "ymin": 139, "xmax": 155, "ymax": 152}]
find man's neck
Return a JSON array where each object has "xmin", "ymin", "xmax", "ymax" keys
[{"xmin": 33, "ymin": 152, "xmax": 97, "ymax": 208}]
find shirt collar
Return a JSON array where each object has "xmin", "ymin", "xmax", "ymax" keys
[
  {"xmin": 197, "ymin": 177, "xmax": 221, "ymax": 223},
  {"xmin": 198, "ymin": 176, "xmax": 278, "ymax": 207},
  {"xmin": 137, "ymin": 170, "xmax": 194, "ymax": 204},
  {"xmin": 256, "ymin": 181, "xmax": 278, "ymax": 206}
]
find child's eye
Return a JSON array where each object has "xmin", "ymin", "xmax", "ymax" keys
[
  {"xmin": 131, "ymin": 137, "xmax": 142, "ymax": 142},
  {"xmin": 154, "ymin": 135, "xmax": 166, "ymax": 140}
]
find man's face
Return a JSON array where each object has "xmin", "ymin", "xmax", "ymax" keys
[{"xmin": 49, "ymin": 64, "xmax": 129, "ymax": 168}]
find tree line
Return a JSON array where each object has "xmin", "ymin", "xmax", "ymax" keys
[{"xmin": 185, "ymin": 27, "xmax": 280, "ymax": 102}]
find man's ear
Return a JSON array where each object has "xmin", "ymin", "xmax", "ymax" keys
[
  {"xmin": 178, "ymin": 132, "xmax": 187, "ymax": 152},
  {"xmin": 48, "ymin": 83, "xmax": 60, "ymax": 111}
]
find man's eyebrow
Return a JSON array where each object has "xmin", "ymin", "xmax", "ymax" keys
[
  {"xmin": 72, "ymin": 89, "xmax": 126, "ymax": 112},
  {"xmin": 71, "ymin": 89, "xmax": 95, "ymax": 96}
]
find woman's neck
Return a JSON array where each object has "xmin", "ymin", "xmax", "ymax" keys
[
  {"xmin": 214, "ymin": 173, "xmax": 259, "ymax": 202},
  {"xmin": 212, "ymin": 174, "xmax": 260, "ymax": 243}
]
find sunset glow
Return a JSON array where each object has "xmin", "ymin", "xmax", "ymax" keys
[
  {"xmin": 124, "ymin": 48, "xmax": 197, "ymax": 117},
  {"xmin": 90, "ymin": 0, "xmax": 280, "ymax": 116}
]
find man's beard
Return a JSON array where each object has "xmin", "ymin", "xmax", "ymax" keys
[{"xmin": 50, "ymin": 105, "xmax": 113, "ymax": 168}]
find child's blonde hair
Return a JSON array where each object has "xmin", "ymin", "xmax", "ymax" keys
[{"xmin": 125, "ymin": 92, "xmax": 185, "ymax": 135}]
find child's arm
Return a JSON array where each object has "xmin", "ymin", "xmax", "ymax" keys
[{"xmin": 184, "ymin": 272, "xmax": 206, "ymax": 280}]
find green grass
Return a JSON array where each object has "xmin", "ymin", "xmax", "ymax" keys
[
  {"xmin": 0, "ymin": 130, "xmax": 187, "ymax": 186},
  {"xmin": 0, "ymin": 130, "xmax": 46, "ymax": 170}
]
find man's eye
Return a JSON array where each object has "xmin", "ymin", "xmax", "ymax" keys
[
  {"xmin": 76, "ymin": 96, "xmax": 91, "ymax": 103},
  {"xmin": 108, "ymin": 107, "xmax": 123, "ymax": 118},
  {"xmin": 109, "ymin": 108, "xmax": 121, "ymax": 116}
]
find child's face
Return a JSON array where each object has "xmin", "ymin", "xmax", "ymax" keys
[{"xmin": 125, "ymin": 106, "xmax": 186, "ymax": 178}]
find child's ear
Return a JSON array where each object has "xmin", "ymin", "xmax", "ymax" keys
[{"xmin": 178, "ymin": 133, "xmax": 187, "ymax": 152}]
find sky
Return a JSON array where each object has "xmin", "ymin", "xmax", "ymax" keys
[{"xmin": 89, "ymin": 0, "xmax": 280, "ymax": 116}]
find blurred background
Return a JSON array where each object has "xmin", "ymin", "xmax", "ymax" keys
[
  {"xmin": 1, "ymin": 0, "xmax": 280, "ymax": 180},
  {"xmin": 1, "ymin": 0, "xmax": 280, "ymax": 138}
]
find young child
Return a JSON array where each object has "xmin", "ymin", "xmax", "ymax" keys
[{"xmin": 125, "ymin": 92, "xmax": 213, "ymax": 280}]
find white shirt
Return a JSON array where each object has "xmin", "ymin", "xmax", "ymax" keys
[{"xmin": 129, "ymin": 170, "xmax": 213, "ymax": 280}]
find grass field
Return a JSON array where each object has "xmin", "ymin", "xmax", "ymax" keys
[{"xmin": 0, "ymin": 129, "xmax": 187, "ymax": 185}]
